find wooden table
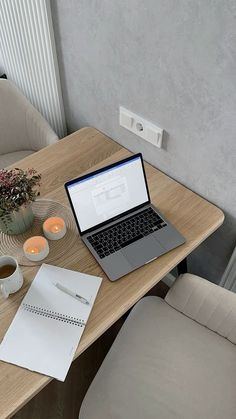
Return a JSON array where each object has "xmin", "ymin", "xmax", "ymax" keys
[{"xmin": 0, "ymin": 128, "xmax": 224, "ymax": 419}]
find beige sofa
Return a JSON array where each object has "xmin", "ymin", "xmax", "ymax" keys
[
  {"xmin": 0, "ymin": 79, "xmax": 58, "ymax": 168},
  {"xmin": 80, "ymin": 274, "xmax": 236, "ymax": 419}
]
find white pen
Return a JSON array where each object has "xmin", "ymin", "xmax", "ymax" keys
[{"xmin": 55, "ymin": 282, "xmax": 90, "ymax": 305}]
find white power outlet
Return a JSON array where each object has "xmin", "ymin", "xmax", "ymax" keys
[{"xmin": 119, "ymin": 106, "xmax": 163, "ymax": 148}]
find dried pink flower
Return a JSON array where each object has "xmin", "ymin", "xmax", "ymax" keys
[{"xmin": 0, "ymin": 168, "xmax": 41, "ymax": 216}]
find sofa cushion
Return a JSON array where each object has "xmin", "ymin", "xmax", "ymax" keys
[
  {"xmin": 0, "ymin": 150, "xmax": 34, "ymax": 169},
  {"xmin": 80, "ymin": 296, "xmax": 236, "ymax": 419}
]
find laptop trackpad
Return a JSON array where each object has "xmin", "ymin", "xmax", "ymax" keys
[{"xmin": 122, "ymin": 236, "xmax": 165, "ymax": 267}]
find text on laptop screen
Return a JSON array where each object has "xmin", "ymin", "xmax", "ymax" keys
[{"xmin": 67, "ymin": 156, "xmax": 149, "ymax": 232}]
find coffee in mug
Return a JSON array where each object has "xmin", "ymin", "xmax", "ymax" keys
[
  {"xmin": 0, "ymin": 264, "xmax": 16, "ymax": 279},
  {"xmin": 0, "ymin": 256, "xmax": 23, "ymax": 299}
]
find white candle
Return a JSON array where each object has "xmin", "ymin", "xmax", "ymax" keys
[
  {"xmin": 43, "ymin": 217, "xmax": 66, "ymax": 240},
  {"xmin": 23, "ymin": 236, "xmax": 49, "ymax": 262}
]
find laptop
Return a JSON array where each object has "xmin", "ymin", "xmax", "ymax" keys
[{"xmin": 65, "ymin": 153, "xmax": 185, "ymax": 281}]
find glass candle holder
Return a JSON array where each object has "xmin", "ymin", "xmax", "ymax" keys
[
  {"xmin": 43, "ymin": 217, "xmax": 66, "ymax": 241},
  {"xmin": 23, "ymin": 236, "xmax": 49, "ymax": 262}
]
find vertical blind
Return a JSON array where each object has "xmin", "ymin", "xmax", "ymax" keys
[{"xmin": 0, "ymin": 0, "xmax": 66, "ymax": 138}]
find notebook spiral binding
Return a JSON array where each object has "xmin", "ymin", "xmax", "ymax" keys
[{"xmin": 22, "ymin": 303, "xmax": 86, "ymax": 327}]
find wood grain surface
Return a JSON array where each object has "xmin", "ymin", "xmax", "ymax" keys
[{"xmin": 0, "ymin": 127, "xmax": 224, "ymax": 419}]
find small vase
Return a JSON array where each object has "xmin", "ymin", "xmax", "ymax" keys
[{"xmin": 0, "ymin": 204, "xmax": 34, "ymax": 235}]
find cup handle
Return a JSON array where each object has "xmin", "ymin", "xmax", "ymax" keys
[{"xmin": 0, "ymin": 283, "xmax": 9, "ymax": 299}]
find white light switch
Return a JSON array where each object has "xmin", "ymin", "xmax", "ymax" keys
[
  {"xmin": 146, "ymin": 125, "xmax": 163, "ymax": 148},
  {"xmin": 119, "ymin": 110, "xmax": 133, "ymax": 129},
  {"xmin": 119, "ymin": 106, "xmax": 163, "ymax": 149}
]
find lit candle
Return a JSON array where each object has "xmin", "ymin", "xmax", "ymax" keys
[
  {"xmin": 43, "ymin": 217, "xmax": 66, "ymax": 241},
  {"xmin": 23, "ymin": 236, "xmax": 49, "ymax": 262}
]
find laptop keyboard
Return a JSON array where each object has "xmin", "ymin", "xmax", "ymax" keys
[{"xmin": 87, "ymin": 207, "xmax": 167, "ymax": 259}]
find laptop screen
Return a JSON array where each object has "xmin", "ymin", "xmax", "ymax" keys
[{"xmin": 66, "ymin": 154, "xmax": 149, "ymax": 233}]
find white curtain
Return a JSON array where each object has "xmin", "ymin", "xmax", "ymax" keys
[{"xmin": 220, "ymin": 246, "xmax": 236, "ymax": 292}]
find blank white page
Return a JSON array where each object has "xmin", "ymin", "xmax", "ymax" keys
[{"xmin": 0, "ymin": 264, "xmax": 102, "ymax": 381}]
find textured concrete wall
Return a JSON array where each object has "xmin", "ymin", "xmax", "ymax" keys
[{"xmin": 51, "ymin": 0, "xmax": 236, "ymax": 283}]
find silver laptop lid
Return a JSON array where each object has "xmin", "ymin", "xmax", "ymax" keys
[{"xmin": 65, "ymin": 153, "xmax": 150, "ymax": 235}]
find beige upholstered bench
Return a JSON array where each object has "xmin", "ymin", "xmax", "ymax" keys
[{"xmin": 79, "ymin": 274, "xmax": 236, "ymax": 419}]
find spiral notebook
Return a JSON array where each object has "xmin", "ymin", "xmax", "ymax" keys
[{"xmin": 0, "ymin": 264, "xmax": 102, "ymax": 381}]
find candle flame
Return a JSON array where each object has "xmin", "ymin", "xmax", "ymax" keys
[
  {"xmin": 27, "ymin": 247, "xmax": 40, "ymax": 254},
  {"xmin": 50, "ymin": 224, "xmax": 61, "ymax": 233}
]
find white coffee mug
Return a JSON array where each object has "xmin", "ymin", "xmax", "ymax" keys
[{"xmin": 0, "ymin": 256, "xmax": 23, "ymax": 299}]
